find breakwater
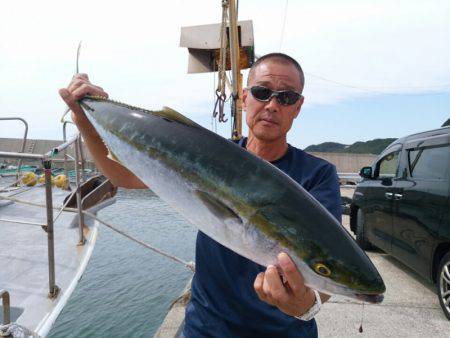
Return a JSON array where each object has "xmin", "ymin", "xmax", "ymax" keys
[
  {"xmin": 0, "ymin": 137, "xmax": 95, "ymax": 170},
  {"xmin": 0, "ymin": 138, "xmax": 377, "ymax": 173}
]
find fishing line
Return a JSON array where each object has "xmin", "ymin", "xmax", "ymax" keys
[
  {"xmin": 279, "ymin": 0, "xmax": 289, "ymax": 51},
  {"xmin": 359, "ymin": 302, "xmax": 365, "ymax": 333},
  {"xmin": 60, "ymin": 41, "xmax": 82, "ymax": 123}
]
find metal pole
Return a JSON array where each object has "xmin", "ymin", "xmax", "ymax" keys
[
  {"xmin": 0, "ymin": 289, "xmax": 10, "ymax": 325},
  {"xmin": 16, "ymin": 118, "xmax": 28, "ymax": 182},
  {"xmin": 46, "ymin": 134, "xmax": 79, "ymax": 157},
  {"xmin": 0, "ymin": 152, "xmax": 44, "ymax": 160},
  {"xmin": 44, "ymin": 161, "xmax": 59, "ymax": 299},
  {"xmin": 78, "ymin": 138, "xmax": 86, "ymax": 182},
  {"xmin": 236, "ymin": 72, "xmax": 243, "ymax": 137},
  {"xmin": 63, "ymin": 122, "xmax": 69, "ymax": 178},
  {"xmin": 0, "ymin": 117, "xmax": 28, "ymax": 182},
  {"xmin": 228, "ymin": 0, "xmax": 240, "ymax": 98},
  {"xmin": 228, "ymin": 0, "xmax": 243, "ymax": 138},
  {"xmin": 0, "ymin": 117, "xmax": 28, "ymax": 180},
  {"xmin": 74, "ymin": 137, "xmax": 85, "ymax": 245}
]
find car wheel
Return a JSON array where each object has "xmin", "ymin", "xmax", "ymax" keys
[
  {"xmin": 437, "ymin": 252, "xmax": 450, "ymax": 320},
  {"xmin": 356, "ymin": 209, "xmax": 372, "ymax": 250}
]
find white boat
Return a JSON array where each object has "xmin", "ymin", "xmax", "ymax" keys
[{"xmin": 0, "ymin": 117, "xmax": 116, "ymax": 338}]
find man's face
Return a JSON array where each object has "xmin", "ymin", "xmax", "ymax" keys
[{"xmin": 242, "ymin": 60, "xmax": 304, "ymax": 143}]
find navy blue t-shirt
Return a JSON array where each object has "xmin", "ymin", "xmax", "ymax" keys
[{"xmin": 183, "ymin": 138, "xmax": 342, "ymax": 338}]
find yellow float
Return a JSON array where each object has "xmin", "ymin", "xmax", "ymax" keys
[
  {"xmin": 38, "ymin": 174, "xmax": 46, "ymax": 184},
  {"xmin": 21, "ymin": 172, "xmax": 37, "ymax": 187},
  {"xmin": 53, "ymin": 174, "xmax": 69, "ymax": 190}
]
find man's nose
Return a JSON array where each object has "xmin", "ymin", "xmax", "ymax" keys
[{"xmin": 264, "ymin": 95, "xmax": 280, "ymax": 112}]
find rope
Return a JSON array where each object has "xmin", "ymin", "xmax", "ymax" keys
[
  {"xmin": 218, "ymin": 0, "xmax": 228, "ymax": 95},
  {"xmin": 0, "ymin": 218, "xmax": 45, "ymax": 227},
  {"xmin": 0, "ymin": 194, "xmax": 196, "ymax": 272},
  {"xmin": 52, "ymin": 188, "xmax": 77, "ymax": 223},
  {"xmin": 212, "ymin": 0, "xmax": 229, "ymax": 124},
  {"xmin": 83, "ymin": 211, "xmax": 195, "ymax": 272},
  {"xmin": 0, "ymin": 194, "xmax": 58, "ymax": 210},
  {"xmin": 0, "ymin": 322, "xmax": 41, "ymax": 338},
  {"xmin": 0, "ymin": 177, "xmax": 22, "ymax": 192}
]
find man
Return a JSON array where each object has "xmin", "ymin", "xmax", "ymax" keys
[{"xmin": 59, "ymin": 52, "xmax": 341, "ymax": 337}]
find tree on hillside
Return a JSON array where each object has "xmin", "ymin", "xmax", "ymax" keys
[
  {"xmin": 442, "ymin": 118, "xmax": 450, "ymax": 127},
  {"xmin": 304, "ymin": 138, "xmax": 397, "ymax": 154},
  {"xmin": 304, "ymin": 142, "xmax": 346, "ymax": 152}
]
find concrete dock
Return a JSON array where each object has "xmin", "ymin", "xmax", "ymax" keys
[
  {"xmin": 316, "ymin": 215, "xmax": 448, "ymax": 338},
  {"xmin": 155, "ymin": 216, "xmax": 449, "ymax": 338}
]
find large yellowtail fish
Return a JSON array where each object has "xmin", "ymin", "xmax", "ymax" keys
[{"xmin": 80, "ymin": 96, "xmax": 385, "ymax": 303}]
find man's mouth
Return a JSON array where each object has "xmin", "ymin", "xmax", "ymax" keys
[{"xmin": 260, "ymin": 118, "xmax": 277, "ymax": 125}]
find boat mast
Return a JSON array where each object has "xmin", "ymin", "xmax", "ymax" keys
[
  {"xmin": 228, "ymin": 0, "xmax": 243, "ymax": 140},
  {"xmin": 179, "ymin": 1, "xmax": 254, "ymax": 139}
]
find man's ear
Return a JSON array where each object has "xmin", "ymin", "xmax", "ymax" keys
[
  {"xmin": 242, "ymin": 88, "xmax": 248, "ymax": 111},
  {"xmin": 293, "ymin": 95, "xmax": 304, "ymax": 119}
]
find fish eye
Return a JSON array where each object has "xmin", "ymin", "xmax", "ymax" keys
[{"xmin": 313, "ymin": 263, "xmax": 331, "ymax": 277}]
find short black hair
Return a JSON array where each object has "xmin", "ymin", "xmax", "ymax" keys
[{"xmin": 247, "ymin": 53, "xmax": 305, "ymax": 93}]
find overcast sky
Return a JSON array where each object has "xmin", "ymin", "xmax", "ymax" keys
[{"xmin": 1, "ymin": 0, "xmax": 449, "ymax": 149}]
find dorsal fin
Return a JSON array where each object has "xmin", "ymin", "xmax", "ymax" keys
[{"xmin": 154, "ymin": 106, "xmax": 199, "ymax": 127}]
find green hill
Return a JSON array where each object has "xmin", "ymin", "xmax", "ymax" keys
[
  {"xmin": 302, "ymin": 142, "xmax": 346, "ymax": 152},
  {"xmin": 305, "ymin": 138, "xmax": 397, "ymax": 155},
  {"xmin": 442, "ymin": 119, "xmax": 450, "ymax": 127}
]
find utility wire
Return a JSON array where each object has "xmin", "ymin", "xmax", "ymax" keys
[
  {"xmin": 307, "ymin": 72, "xmax": 450, "ymax": 94},
  {"xmin": 275, "ymin": 1, "xmax": 449, "ymax": 94},
  {"xmin": 306, "ymin": 72, "xmax": 384, "ymax": 94}
]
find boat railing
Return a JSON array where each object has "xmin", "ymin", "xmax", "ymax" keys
[
  {"xmin": 62, "ymin": 120, "xmax": 87, "ymax": 181},
  {"xmin": 0, "ymin": 118, "xmax": 88, "ymax": 299},
  {"xmin": 0, "ymin": 117, "xmax": 28, "ymax": 182},
  {"xmin": 0, "ymin": 289, "xmax": 10, "ymax": 325}
]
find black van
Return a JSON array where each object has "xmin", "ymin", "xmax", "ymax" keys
[{"xmin": 349, "ymin": 126, "xmax": 450, "ymax": 319}]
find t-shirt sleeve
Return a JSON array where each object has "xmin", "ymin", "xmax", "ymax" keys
[{"xmin": 308, "ymin": 163, "xmax": 342, "ymax": 223}]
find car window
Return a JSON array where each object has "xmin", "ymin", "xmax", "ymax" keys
[
  {"xmin": 408, "ymin": 145, "xmax": 450, "ymax": 180},
  {"xmin": 377, "ymin": 151, "xmax": 400, "ymax": 178}
]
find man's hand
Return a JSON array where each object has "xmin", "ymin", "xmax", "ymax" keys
[
  {"xmin": 254, "ymin": 252, "xmax": 326, "ymax": 317},
  {"xmin": 57, "ymin": 74, "xmax": 147, "ymax": 189},
  {"xmin": 59, "ymin": 73, "xmax": 109, "ymax": 125}
]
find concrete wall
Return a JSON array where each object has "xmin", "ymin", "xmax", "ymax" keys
[
  {"xmin": 0, "ymin": 138, "xmax": 94, "ymax": 169},
  {"xmin": 1, "ymin": 138, "xmax": 378, "ymax": 173},
  {"xmin": 308, "ymin": 152, "xmax": 378, "ymax": 173}
]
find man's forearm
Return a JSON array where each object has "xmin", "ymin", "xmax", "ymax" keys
[
  {"xmin": 59, "ymin": 75, "xmax": 146, "ymax": 189},
  {"xmin": 75, "ymin": 113, "xmax": 147, "ymax": 189}
]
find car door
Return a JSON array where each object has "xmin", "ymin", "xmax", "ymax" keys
[
  {"xmin": 392, "ymin": 137, "xmax": 450, "ymax": 278},
  {"xmin": 439, "ymin": 180, "xmax": 450, "ymax": 242},
  {"xmin": 364, "ymin": 145, "xmax": 402, "ymax": 252}
]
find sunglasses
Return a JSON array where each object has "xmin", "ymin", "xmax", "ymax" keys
[{"xmin": 248, "ymin": 86, "xmax": 302, "ymax": 106}]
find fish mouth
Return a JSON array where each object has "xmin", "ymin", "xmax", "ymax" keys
[{"xmin": 355, "ymin": 293, "xmax": 384, "ymax": 304}]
